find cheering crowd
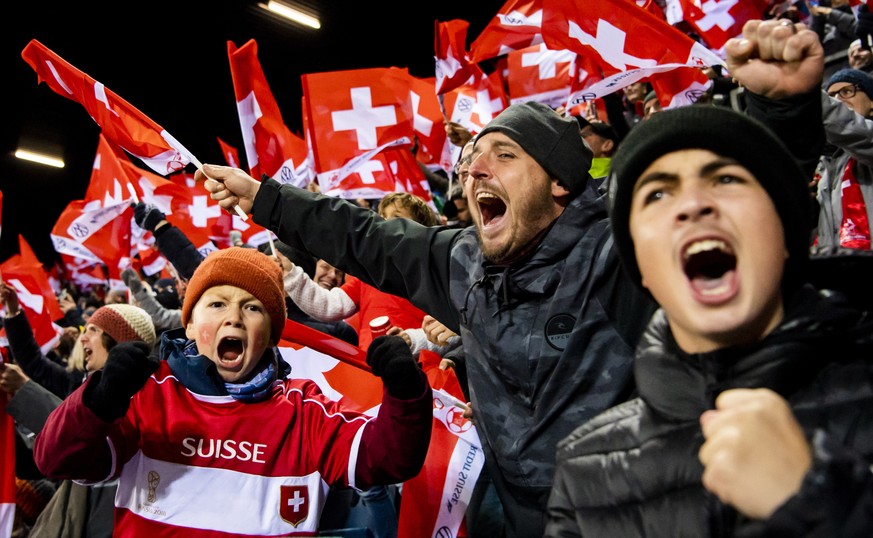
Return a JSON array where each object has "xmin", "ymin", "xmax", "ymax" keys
[{"xmin": 3, "ymin": 6, "xmax": 873, "ymax": 538}]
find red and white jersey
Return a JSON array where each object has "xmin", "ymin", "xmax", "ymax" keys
[{"xmin": 109, "ymin": 362, "xmax": 370, "ymax": 535}]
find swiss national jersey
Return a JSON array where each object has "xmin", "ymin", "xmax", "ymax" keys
[{"xmin": 35, "ymin": 361, "xmax": 432, "ymax": 537}]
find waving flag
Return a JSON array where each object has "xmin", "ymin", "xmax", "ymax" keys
[
  {"xmin": 649, "ymin": 67, "xmax": 713, "ymax": 109},
  {"xmin": 217, "ymin": 137, "xmax": 242, "ymax": 168},
  {"xmin": 302, "ymin": 67, "xmax": 415, "ymax": 191},
  {"xmin": 228, "ymin": 39, "xmax": 313, "ymax": 188},
  {"xmin": 435, "ymin": 19, "xmax": 484, "ymax": 96},
  {"xmin": 507, "ymin": 43, "xmax": 575, "ymax": 108},
  {"xmin": 679, "ymin": 0, "xmax": 770, "ymax": 50},
  {"xmin": 409, "ymin": 76, "xmax": 448, "ymax": 168},
  {"xmin": 21, "ymin": 39, "xmax": 198, "ymax": 176},
  {"xmin": 0, "ymin": 236, "xmax": 65, "ymax": 353},
  {"xmin": 540, "ymin": 0, "xmax": 723, "ymax": 99},
  {"xmin": 470, "ymin": 0, "xmax": 545, "ymax": 63},
  {"xmin": 51, "ymin": 199, "xmax": 133, "ymax": 286}
]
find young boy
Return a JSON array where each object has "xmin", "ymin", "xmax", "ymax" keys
[
  {"xmin": 34, "ymin": 247, "xmax": 432, "ymax": 536},
  {"xmin": 544, "ymin": 103, "xmax": 873, "ymax": 536}
]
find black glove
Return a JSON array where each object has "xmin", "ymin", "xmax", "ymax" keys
[
  {"xmin": 84, "ymin": 341, "xmax": 158, "ymax": 422},
  {"xmin": 132, "ymin": 202, "xmax": 167, "ymax": 232},
  {"xmin": 367, "ymin": 335, "xmax": 427, "ymax": 399},
  {"xmin": 858, "ymin": 4, "xmax": 873, "ymax": 52}
]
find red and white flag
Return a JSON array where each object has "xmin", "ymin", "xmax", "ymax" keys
[
  {"xmin": 228, "ymin": 39, "xmax": 313, "ymax": 187},
  {"xmin": 649, "ymin": 67, "xmax": 713, "ymax": 109},
  {"xmin": 217, "ymin": 137, "xmax": 241, "ymax": 168},
  {"xmin": 51, "ymin": 199, "xmax": 134, "ymax": 286},
  {"xmin": 302, "ymin": 67, "xmax": 415, "ymax": 193},
  {"xmin": 0, "ymin": 236, "xmax": 65, "ymax": 353},
  {"xmin": 470, "ymin": 0, "xmax": 545, "ymax": 63},
  {"xmin": 397, "ymin": 350, "xmax": 484, "ymax": 538},
  {"xmin": 507, "ymin": 43, "xmax": 575, "ymax": 108},
  {"xmin": 322, "ymin": 147, "xmax": 432, "ymax": 203},
  {"xmin": 409, "ymin": 75, "xmax": 448, "ymax": 169},
  {"xmin": 277, "ymin": 323, "xmax": 483, "ymax": 538},
  {"xmin": 21, "ymin": 39, "xmax": 198, "ymax": 176},
  {"xmin": 540, "ymin": 0, "xmax": 723, "ymax": 98},
  {"xmin": 564, "ymin": 53, "xmax": 606, "ymax": 116},
  {"xmin": 435, "ymin": 19, "xmax": 484, "ymax": 96},
  {"xmin": 679, "ymin": 0, "xmax": 771, "ymax": 51}
]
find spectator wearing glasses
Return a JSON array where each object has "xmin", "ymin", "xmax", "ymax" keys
[{"xmin": 814, "ymin": 68, "xmax": 873, "ymax": 251}]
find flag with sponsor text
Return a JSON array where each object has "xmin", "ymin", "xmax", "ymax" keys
[{"xmin": 21, "ymin": 39, "xmax": 197, "ymax": 176}]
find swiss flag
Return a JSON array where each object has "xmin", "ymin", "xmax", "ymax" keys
[
  {"xmin": 21, "ymin": 40, "xmax": 197, "ymax": 176},
  {"xmin": 434, "ymin": 19, "xmax": 484, "ymax": 96},
  {"xmin": 507, "ymin": 43, "xmax": 575, "ymax": 108},
  {"xmin": 408, "ymin": 75, "xmax": 448, "ymax": 169},
  {"xmin": 217, "ymin": 137, "xmax": 242, "ymax": 168},
  {"xmin": 397, "ymin": 350, "xmax": 484, "ymax": 538},
  {"xmin": 302, "ymin": 67, "xmax": 415, "ymax": 191},
  {"xmin": 51, "ymin": 199, "xmax": 133, "ymax": 286},
  {"xmin": 228, "ymin": 39, "xmax": 313, "ymax": 188},
  {"xmin": 470, "ymin": 0, "xmax": 545, "ymax": 63},
  {"xmin": 564, "ymin": 53, "xmax": 606, "ymax": 116},
  {"xmin": 277, "ymin": 323, "xmax": 483, "ymax": 538},
  {"xmin": 649, "ymin": 67, "xmax": 713, "ymax": 109},
  {"xmin": 321, "ymin": 147, "xmax": 432, "ymax": 203},
  {"xmin": 0, "ymin": 236, "xmax": 65, "ymax": 353},
  {"xmin": 541, "ymin": 0, "xmax": 723, "ymax": 98},
  {"xmin": 679, "ymin": 0, "xmax": 771, "ymax": 51}
]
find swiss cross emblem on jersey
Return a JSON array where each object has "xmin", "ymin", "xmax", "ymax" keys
[{"xmin": 279, "ymin": 485, "xmax": 309, "ymax": 526}]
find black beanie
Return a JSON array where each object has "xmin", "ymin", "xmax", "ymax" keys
[
  {"xmin": 476, "ymin": 101, "xmax": 592, "ymax": 194},
  {"xmin": 608, "ymin": 105, "xmax": 811, "ymax": 290}
]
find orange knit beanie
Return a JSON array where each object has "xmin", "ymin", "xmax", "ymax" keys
[{"xmin": 182, "ymin": 247, "xmax": 286, "ymax": 343}]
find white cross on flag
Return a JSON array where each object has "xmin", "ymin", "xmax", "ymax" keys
[
  {"xmin": 507, "ymin": 43, "xmax": 575, "ymax": 108},
  {"xmin": 228, "ymin": 39, "xmax": 314, "ymax": 188},
  {"xmin": 302, "ymin": 67, "xmax": 415, "ymax": 192},
  {"xmin": 680, "ymin": 0, "xmax": 771, "ymax": 50},
  {"xmin": 541, "ymin": 0, "xmax": 724, "ymax": 99}
]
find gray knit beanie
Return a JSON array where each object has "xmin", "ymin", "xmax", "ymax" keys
[
  {"xmin": 476, "ymin": 101, "xmax": 592, "ymax": 194},
  {"xmin": 608, "ymin": 105, "xmax": 812, "ymax": 290}
]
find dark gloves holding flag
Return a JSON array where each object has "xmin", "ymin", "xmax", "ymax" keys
[
  {"xmin": 132, "ymin": 202, "xmax": 167, "ymax": 233},
  {"xmin": 367, "ymin": 335, "xmax": 428, "ymax": 399},
  {"xmin": 84, "ymin": 342, "xmax": 158, "ymax": 422},
  {"xmin": 858, "ymin": 4, "xmax": 873, "ymax": 52}
]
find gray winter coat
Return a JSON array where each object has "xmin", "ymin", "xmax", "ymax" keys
[{"xmin": 815, "ymin": 92, "xmax": 873, "ymax": 250}]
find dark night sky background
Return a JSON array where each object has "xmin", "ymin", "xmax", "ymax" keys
[{"xmin": 1, "ymin": 1, "xmax": 501, "ymax": 267}]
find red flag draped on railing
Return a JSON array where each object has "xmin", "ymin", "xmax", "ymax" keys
[{"xmin": 278, "ymin": 321, "xmax": 483, "ymax": 536}]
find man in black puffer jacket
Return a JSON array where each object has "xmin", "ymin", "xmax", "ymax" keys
[{"xmin": 546, "ymin": 19, "xmax": 873, "ymax": 538}]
